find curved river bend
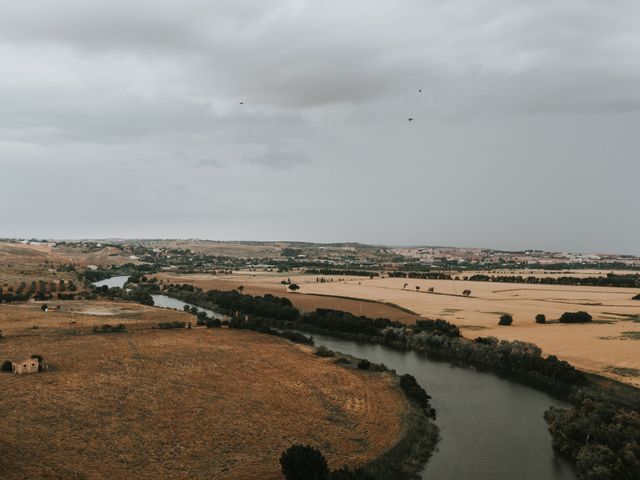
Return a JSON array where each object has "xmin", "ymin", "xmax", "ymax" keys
[
  {"xmin": 95, "ymin": 277, "xmax": 576, "ymax": 479},
  {"xmin": 310, "ymin": 334, "xmax": 576, "ymax": 480}
]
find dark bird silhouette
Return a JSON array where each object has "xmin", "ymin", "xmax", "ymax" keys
[
  {"xmin": 240, "ymin": 102, "xmax": 244, "ymax": 104},
  {"xmin": 408, "ymin": 118, "xmax": 414, "ymax": 121},
  {"xmin": 418, "ymin": 89, "xmax": 422, "ymax": 93}
]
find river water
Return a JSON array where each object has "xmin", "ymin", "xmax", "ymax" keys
[
  {"xmin": 150, "ymin": 294, "xmax": 227, "ymax": 320},
  {"xmin": 94, "ymin": 276, "xmax": 576, "ymax": 479},
  {"xmin": 309, "ymin": 333, "xmax": 576, "ymax": 480}
]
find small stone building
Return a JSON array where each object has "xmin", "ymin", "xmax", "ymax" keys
[{"xmin": 12, "ymin": 357, "xmax": 39, "ymax": 374}]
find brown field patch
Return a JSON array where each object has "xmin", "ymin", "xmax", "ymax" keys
[
  {"xmin": 154, "ymin": 273, "xmax": 420, "ymax": 322},
  {"xmin": 163, "ymin": 273, "xmax": 640, "ymax": 387},
  {"xmin": 297, "ymin": 276, "xmax": 640, "ymax": 386},
  {"xmin": 0, "ymin": 309, "xmax": 407, "ymax": 479}
]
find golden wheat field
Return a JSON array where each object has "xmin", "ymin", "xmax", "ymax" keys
[
  {"xmin": 0, "ymin": 302, "xmax": 408, "ymax": 480},
  {"xmin": 160, "ymin": 272, "xmax": 640, "ymax": 387}
]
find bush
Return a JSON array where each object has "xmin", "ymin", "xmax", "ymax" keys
[
  {"xmin": 415, "ymin": 319, "xmax": 460, "ymax": 337},
  {"xmin": 205, "ymin": 318, "xmax": 222, "ymax": 328},
  {"xmin": 535, "ymin": 314, "xmax": 546, "ymax": 324},
  {"xmin": 499, "ymin": 314, "xmax": 513, "ymax": 326},
  {"xmin": 93, "ymin": 324, "xmax": 126, "ymax": 333},
  {"xmin": 1, "ymin": 360, "xmax": 12, "ymax": 372},
  {"xmin": 315, "ymin": 346, "xmax": 335, "ymax": 357},
  {"xmin": 357, "ymin": 359, "xmax": 371, "ymax": 370},
  {"xmin": 559, "ymin": 311, "xmax": 592, "ymax": 323},
  {"xmin": 399, "ymin": 374, "xmax": 436, "ymax": 418},
  {"xmin": 633, "ymin": 294, "xmax": 640, "ymax": 300},
  {"xmin": 158, "ymin": 321, "xmax": 187, "ymax": 329},
  {"xmin": 280, "ymin": 330, "xmax": 314, "ymax": 345},
  {"xmin": 280, "ymin": 445, "xmax": 330, "ymax": 480}
]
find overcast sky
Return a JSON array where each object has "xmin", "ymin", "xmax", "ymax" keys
[{"xmin": 1, "ymin": 1, "xmax": 639, "ymax": 253}]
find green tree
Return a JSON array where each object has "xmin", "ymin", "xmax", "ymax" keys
[
  {"xmin": 280, "ymin": 445, "xmax": 329, "ymax": 480},
  {"xmin": 499, "ymin": 314, "xmax": 513, "ymax": 326},
  {"xmin": 535, "ymin": 313, "xmax": 546, "ymax": 324},
  {"xmin": 559, "ymin": 311, "xmax": 592, "ymax": 323},
  {"xmin": 288, "ymin": 284, "xmax": 300, "ymax": 293}
]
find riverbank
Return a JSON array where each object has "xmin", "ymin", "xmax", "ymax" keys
[
  {"xmin": 151, "ymin": 272, "xmax": 640, "ymax": 387},
  {"xmin": 153, "ymin": 284, "xmax": 639, "ymax": 479}
]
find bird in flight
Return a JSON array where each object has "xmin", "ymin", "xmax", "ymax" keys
[
  {"xmin": 408, "ymin": 118, "xmax": 414, "ymax": 121},
  {"xmin": 418, "ymin": 89, "xmax": 422, "ymax": 93},
  {"xmin": 240, "ymin": 102, "xmax": 244, "ymax": 104}
]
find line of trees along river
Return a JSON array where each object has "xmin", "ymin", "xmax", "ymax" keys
[{"xmin": 97, "ymin": 278, "xmax": 640, "ymax": 479}]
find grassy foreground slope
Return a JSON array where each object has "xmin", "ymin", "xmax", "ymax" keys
[{"xmin": 0, "ymin": 309, "xmax": 408, "ymax": 480}]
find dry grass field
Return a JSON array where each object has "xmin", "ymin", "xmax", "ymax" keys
[
  {"xmin": 157, "ymin": 272, "xmax": 640, "ymax": 387},
  {"xmin": 155, "ymin": 272, "xmax": 420, "ymax": 322},
  {"xmin": 0, "ymin": 302, "xmax": 408, "ymax": 480},
  {"xmin": 0, "ymin": 242, "xmax": 135, "ymax": 269}
]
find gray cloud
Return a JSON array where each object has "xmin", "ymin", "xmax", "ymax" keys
[
  {"xmin": 245, "ymin": 143, "xmax": 311, "ymax": 169},
  {"xmin": 0, "ymin": 1, "xmax": 638, "ymax": 253}
]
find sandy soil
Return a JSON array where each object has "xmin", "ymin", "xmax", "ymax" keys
[
  {"xmin": 159, "ymin": 272, "xmax": 640, "ymax": 387},
  {"xmin": 0, "ymin": 304, "xmax": 407, "ymax": 480},
  {"xmin": 301, "ymin": 276, "xmax": 640, "ymax": 386}
]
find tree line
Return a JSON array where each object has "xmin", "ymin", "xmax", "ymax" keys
[
  {"xmin": 545, "ymin": 395, "xmax": 640, "ymax": 479},
  {"xmin": 151, "ymin": 285, "xmax": 636, "ymax": 478},
  {"xmin": 389, "ymin": 271, "xmax": 640, "ymax": 289}
]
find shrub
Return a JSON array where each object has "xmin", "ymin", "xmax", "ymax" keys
[
  {"xmin": 315, "ymin": 346, "xmax": 335, "ymax": 357},
  {"xmin": 280, "ymin": 444, "xmax": 330, "ymax": 480},
  {"xmin": 415, "ymin": 319, "xmax": 460, "ymax": 337},
  {"xmin": 158, "ymin": 321, "xmax": 187, "ymax": 329},
  {"xmin": 499, "ymin": 314, "xmax": 513, "ymax": 326},
  {"xmin": 205, "ymin": 318, "xmax": 222, "ymax": 328},
  {"xmin": 559, "ymin": 311, "xmax": 592, "ymax": 323},
  {"xmin": 535, "ymin": 314, "xmax": 546, "ymax": 324},
  {"xmin": 1, "ymin": 360, "xmax": 12, "ymax": 372},
  {"xmin": 357, "ymin": 359, "xmax": 371, "ymax": 370},
  {"xmin": 633, "ymin": 294, "xmax": 640, "ymax": 301},
  {"xmin": 399, "ymin": 374, "xmax": 435, "ymax": 417},
  {"xmin": 93, "ymin": 324, "xmax": 126, "ymax": 333},
  {"xmin": 280, "ymin": 330, "xmax": 313, "ymax": 345}
]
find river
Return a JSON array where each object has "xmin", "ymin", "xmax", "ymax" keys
[
  {"xmin": 93, "ymin": 275, "xmax": 576, "ymax": 479},
  {"xmin": 150, "ymin": 294, "xmax": 228, "ymax": 320},
  {"xmin": 310, "ymin": 333, "xmax": 576, "ymax": 480}
]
